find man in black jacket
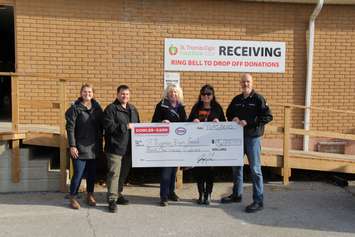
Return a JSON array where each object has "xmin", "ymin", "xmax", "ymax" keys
[
  {"xmin": 221, "ymin": 73, "xmax": 273, "ymax": 213},
  {"xmin": 103, "ymin": 85, "xmax": 140, "ymax": 213}
]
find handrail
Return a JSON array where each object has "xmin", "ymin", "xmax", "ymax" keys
[
  {"xmin": 0, "ymin": 72, "xmax": 122, "ymax": 85},
  {"xmin": 265, "ymin": 125, "xmax": 284, "ymax": 134},
  {"xmin": 266, "ymin": 125, "xmax": 355, "ymax": 141},
  {"xmin": 290, "ymin": 128, "xmax": 355, "ymax": 141},
  {"xmin": 0, "ymin": 72, "xmax": 16, "ymax": 76},
  {"xmin": 270, "ymin": 102, "xmax": 355, "ymax": 115}
]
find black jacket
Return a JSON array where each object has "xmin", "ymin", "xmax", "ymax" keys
[
  {"xmin": 103, "ymin": 99, "xmax": 140, "ymax": 156},
  {"xmin": 226, "ymin": 90, "xmax": 273, "ymax": 137},
  {"xmin": 65, "ymin": 99, "xmax": 103, "ymax": 159},
  {"xmin": 188, "ymin": 101, "xmax": 226, "ymax": 122},
  {"xmin": 152, "ymin": 99, "xmax": 187, "ymax": 123}
]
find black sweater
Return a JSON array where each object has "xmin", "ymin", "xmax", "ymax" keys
[
  {"xmin": 226, "ymin": 90, "xmax": 273, "ymax": 137},
  {"xmin": 65, "ymin": 99, "xmax": 103, "ymax": 159},
  {"xmin": 152, "ymin": 99, "xmax": 187, "ymax": 123},
  {"xmin": 188, "ymin": 101, "xmax": 226, "ymax": 122}
]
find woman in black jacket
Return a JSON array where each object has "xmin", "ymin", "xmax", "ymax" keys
[
  {"xmin": 65, "ymin": 84, "xmax": 103, "ymax": 209},
  {"xmin": 188, "ymin": 84, "xmax": 225, "ymax": 205},
  {"xmin": 152, "ymin": 84, "xmax": 187, "ymax": 206}
]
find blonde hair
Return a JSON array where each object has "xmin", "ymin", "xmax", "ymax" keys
[{"xmin": 163, "ymin": 84, "xmax": 184, "ymax": 105}]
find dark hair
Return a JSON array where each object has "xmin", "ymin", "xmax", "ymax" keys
[
  {"xmin": 117, "ymin": 85, "xmax": 130, "ymax": 93},
  {"xmin": 197, "ymin": 84, "xmax": 218, "ymax": 107}
]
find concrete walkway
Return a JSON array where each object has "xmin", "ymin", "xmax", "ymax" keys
[{"xmin": 0, "ymin": 182, "xmax": 355, "ymax": 237}]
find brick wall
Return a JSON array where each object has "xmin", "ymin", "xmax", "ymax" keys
[
  {"xmin": 1, "ymin": 0, "xmax": 355, "ymax": 135},
  {"xmin": 312, "ymin": 5, "xmax": 355, "ymax": 134}
]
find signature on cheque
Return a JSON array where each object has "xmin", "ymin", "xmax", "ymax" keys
[{"xmin": 197, "ymin": 152, "xmax": 215, "ymax": 164}]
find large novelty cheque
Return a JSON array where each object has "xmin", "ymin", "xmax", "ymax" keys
[{"xmin": 131, "ymin": 122, "xmax": 244, "ymax": 167}]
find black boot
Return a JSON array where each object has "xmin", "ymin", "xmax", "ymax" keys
[
  {"xmin": 197, "ymin": 181, "xmax": 204, "ymax": 205},
  {"xmin": 204, "ymin": 180, "xmax": 213, "ymax": 205},
  {"xmin": 220, "ymin": 194, "xmax": 242, "ymax": 203},
  {"xmin": 203, "ymin": 192, "xmax": 211, "ymax": 205},
  {"xmin": 197, "ymin": 193, "xmax": 203, "ymax": 204}
]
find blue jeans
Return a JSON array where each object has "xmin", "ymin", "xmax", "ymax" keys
[
  {"xmin": 70, "ymin": 158, "xmax": 96, "ymax": 196},
  {"xmin": 160, "ymin": 167, "xmax": 177, "ymax": 200},
  {"xmin": 232, "ymin": 136, "xmax": 263, "ymax": 204}
]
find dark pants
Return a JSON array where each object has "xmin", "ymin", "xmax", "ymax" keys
[
  {"xmin": 194, "ymin": 167, "xmax": 214, "ymax": 194},
  {"xmin": 160, "ymin": 167, "xmax": 177, "ymax": 200},
  {"xmin": 70, "ymin": 158, "xmax": 96, "ymax": 196}
]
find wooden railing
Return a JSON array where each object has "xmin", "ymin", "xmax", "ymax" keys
[
  {"xmin": 264, "ymin": 104, "xmax": 355, "ymax": 184},
  {"xmin": 1, "ymin": 72, "xmax": 355, "ymax": 191},
  {"xmin": 1, "ymin": 73, "xmax": 73, "ymax": 191}
]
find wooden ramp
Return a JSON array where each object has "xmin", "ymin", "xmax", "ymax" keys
[{"xmin": 258, "ymin": 105, "xmax": 355, "ymax": 184}]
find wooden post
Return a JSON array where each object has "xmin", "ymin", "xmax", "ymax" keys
[
  {"xmin": 59, "ymin": 79, "xmax": 68, "ymax": 192},
  {"xmin": 176, "ymin": 168, "xmax": 183, "ymax": 189},
  {"xmin": 11, "ymin": 140, "xmax": 20, "ymax": 183},
  {"xmin": 11, "ymin": 76, "xmax": 19, "ymax": 131},
  {"xmin": 11, "ymin": 76, "xmax": 20, "ymax": 183},
  {"xmin": 282, "ymin": 106, "xmax": 291, "ymax": 185}
]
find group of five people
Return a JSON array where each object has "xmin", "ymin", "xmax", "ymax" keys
[{"xmin": 65, "ymin": 73, "xmax": 273, "ymax": 214}]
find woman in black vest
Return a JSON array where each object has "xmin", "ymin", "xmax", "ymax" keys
[
  {"xmin": 152, "ymin": 84, "xmax": 187, "ymax": 206},
  {"xmin": 188, "ymin": 84, "xmax": 225, "ymax": 205}
]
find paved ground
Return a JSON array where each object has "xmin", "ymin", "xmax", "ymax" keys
[{"xmin": 0, "ymin": 182, "xmax": 355, "ymax": 237}]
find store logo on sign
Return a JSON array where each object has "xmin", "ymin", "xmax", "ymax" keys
[
  {"xmin": 169, "ymin": 45, "xmax": 178, "ymax": 56},
  {"xmin": 135, "ymin": 127, "xmax": 169, "ymax": 134},
  {"xmin": 175, "ymin": 127, "xmax": 186, "ymax": 135}
]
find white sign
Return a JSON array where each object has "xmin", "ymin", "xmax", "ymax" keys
[
  {"xmin": 164, "ymin": 38, "xmax": 285, "ymax": 73},
  {"xmin": 131, "ymin": 122, "xmax": 244, "ymax": 167},
  {"xmin": 164, "ymin": 72, "xmax": 180, "ymax": 89}
]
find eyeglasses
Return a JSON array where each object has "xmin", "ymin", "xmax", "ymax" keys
[{"xmin": 201, "ymin": 93, "xmax": 212, "ymax": 96}]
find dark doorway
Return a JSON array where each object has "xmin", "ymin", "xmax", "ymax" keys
[
  {"xmin": 0, "ymin": 5, "xmax": 14, "ymax": 122},
  {"xmin": 0, "ymin": 5, "xmax": 15, "ymax": 72},
  {"xmin": 0, "ymin": 76, "xmax": 11, "ymax": 121}
]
